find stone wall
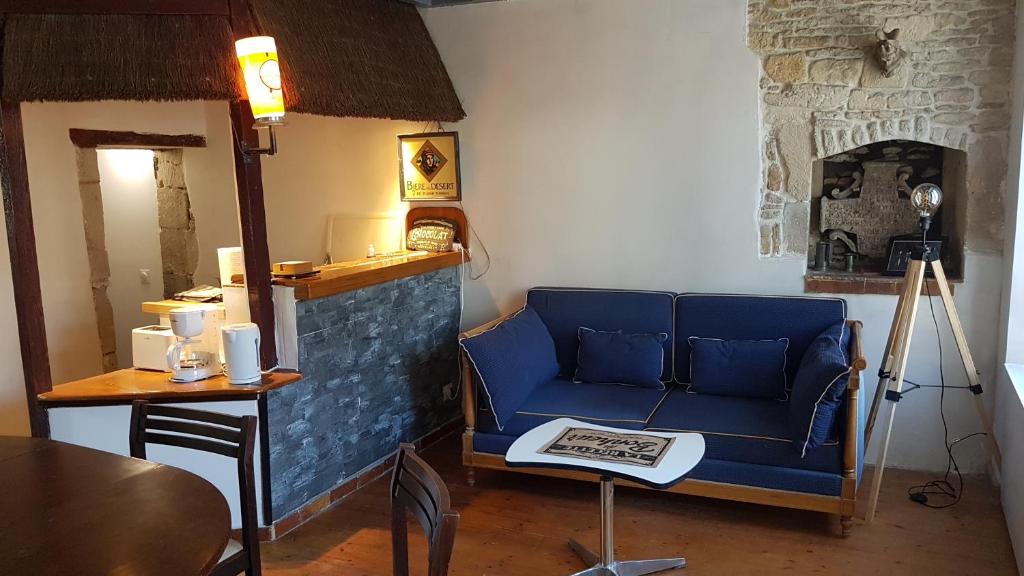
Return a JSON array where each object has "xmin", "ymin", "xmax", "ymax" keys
[
  {"xmin": 266, "ymin": 266, "xmax": 462, "ymax": 520},
  {"xmin": 74, "ymin": 148, "xmax": 118, "ymax": 372},
  {"xmin": 153, "ymin": 149, "xmax": 198, "ymax": 297},
  {"xmin": 748, "ymin": 0, "xmax": 1015, "ymax": 257}
]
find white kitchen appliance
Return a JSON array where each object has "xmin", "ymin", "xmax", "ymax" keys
[
  {"xmin": 167, "ymin": 307, "xmax": 216, "ymax": 383},
  {"xmin": 132, "ymin": 325, "xmax": 177, "ymax": 372},
  {"xmin": 222, "ymin": 322, "xmax": 261, "ymax": 385}
]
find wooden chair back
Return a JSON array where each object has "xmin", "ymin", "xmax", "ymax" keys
[
  {"xmin": 390, "ymin": 443, "xmax": 459, "ymax": 576},
  {"xmin": 129, "ymin": 400, "xmax": 261, "ymax": 576}
]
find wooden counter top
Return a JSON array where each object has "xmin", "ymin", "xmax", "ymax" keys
[
  {"xmin": 141, "ymin": 300, "xmax": 226, "ymax": 315},
  {"xmin": 39, "ymin": 369, "xmax": 302, "ymax": 406},
  {"xmin": 272, "ymin": 250, "xmax": 465, "ymax": 301}
]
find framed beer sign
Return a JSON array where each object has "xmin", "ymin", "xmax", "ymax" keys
[{"xmin": 398, "ymin": 132, "xmax": 462, "ymax": 202}]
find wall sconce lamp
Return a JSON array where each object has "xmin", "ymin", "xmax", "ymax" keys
[{"xmin": 236, "ymin": 36, "xmax": 285, "ymax": 156}]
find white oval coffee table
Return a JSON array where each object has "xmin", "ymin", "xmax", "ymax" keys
[{"xmin": 506, "ymin": 418, "xmax": 705, "ymax": 576}]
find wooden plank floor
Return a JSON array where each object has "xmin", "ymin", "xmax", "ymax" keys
[{"xmin": 263, "ymin": 434, "xmax": 1017, "ymax": 575}]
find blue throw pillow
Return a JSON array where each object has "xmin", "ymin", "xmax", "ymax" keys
[
  {"xmin": 573, "ymin": 327, "xmax": 668, "ymax": 389},
  {"xmin": 789, "ymin": 321, "xmax": 852, "ymax": 457},
  {"xmin": 687, "ymin": 337, "xmax": 789, "ymax": 399},
  {"xmin": 460, "ymin": 306, "xmax": 559, "ymax": 432}
]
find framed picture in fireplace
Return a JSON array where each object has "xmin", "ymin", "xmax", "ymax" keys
[
  {"xmin": 883, "ymin": 234, "xmax": 945, "ymax": 277},
  {"xmin": 398, "ymin": 132, "xmax": 462, "ymax": 202}
]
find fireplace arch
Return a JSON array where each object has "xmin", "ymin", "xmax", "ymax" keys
[{"xmin": 809, "ymin": 139, "xmax": 967, "ymax": 280}]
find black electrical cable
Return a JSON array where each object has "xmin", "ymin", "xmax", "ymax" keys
[
  {"xmin": 903, "ymin": 379, "xmax": 972, "ymax": 391},
  {"xmin": 906, "ymin": 280, "xmax": 986, "ymax": 509}
]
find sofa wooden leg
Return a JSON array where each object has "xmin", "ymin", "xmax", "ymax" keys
[
  {"xmin": 840, "ymin": 515, "xmax": 853, "ymax": 538},
  {"xmin": 466, "ymin": 466, "xmax": 476, "ymax": 487}
]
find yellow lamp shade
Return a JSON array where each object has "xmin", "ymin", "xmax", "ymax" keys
[{"xmin": 236, "ymin": 36, "xmax": 285, "ymax": 125}]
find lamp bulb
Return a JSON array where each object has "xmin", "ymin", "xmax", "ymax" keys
[{"xmin": 910, "ymin": 183, "xmax": 943, "ymax": 217}]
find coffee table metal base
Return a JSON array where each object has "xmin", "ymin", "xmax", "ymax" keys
[{"xmin": 567, "ymin": 477, "xmax": 685, "ymax": 576}]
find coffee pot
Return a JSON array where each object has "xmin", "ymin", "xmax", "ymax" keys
[{"xmin": 167, "ymin": 307, "xmax": 216, "ymax": 383}]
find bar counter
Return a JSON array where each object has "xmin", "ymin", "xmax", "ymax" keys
[
  {"xmin": 271, "ymin": 250, "xmax": 465, "ymax": 300},
  {"xmin": 38, "ymin": 369, "xmax": 302, "ymax": 406},
  {"xmin": 270, "ymin": 248, "xmax": 463, "ymax": 524}
]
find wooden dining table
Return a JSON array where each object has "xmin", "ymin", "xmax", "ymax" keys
[{"xmin": 0, "ymin": 436, "xmax": 231, "ymax": 576}]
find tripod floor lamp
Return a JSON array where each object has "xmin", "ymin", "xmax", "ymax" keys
[{"xmin": 863, "ymin": 183, "xmax": 1002, "ymax": 521}]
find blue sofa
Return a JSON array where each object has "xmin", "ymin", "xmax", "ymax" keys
[{"xmin": 458, "ymin": 288, "xmax": 866, "ymax": 536}]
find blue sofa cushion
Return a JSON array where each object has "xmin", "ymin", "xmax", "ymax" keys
[
  {"xmin": 674, "ymin": 294, "xmax": 846, "ymax": 386},
  {"xmin": 574, "ymin": 328, "xmax": 668, "ymax": 389},
  {"xmin": 790, "ymin": 321, "xmax": 852, "ymax": 457},
  {"xmin": 687, "ymin": 337, "xmax": 789, "ymax": 399},
  {"xmin": 513, "ymin": 378, "xmax": 669, "ymax": 434},
  {"xmin": 647, "ymin": 388, "xmax": 841, "ymax": 474},
  {"xmin": 527, "ymin": 288, "xmax": 675, "ymax": 383},
  {"xmin": 477, "ymin": 378, "xmax": 669, "ymax": 437},
  {"xmin": 460, "ymin": 306, "xmax": 559, "ymax": 431}
]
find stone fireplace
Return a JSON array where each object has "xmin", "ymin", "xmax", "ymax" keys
[
  {"xmin": 747, "ymin": 0, "xmax": 1012, "ymax": 292},
  {"xmin": 811, "ymin": 139, "xmax": 967, "ymax": 278}
]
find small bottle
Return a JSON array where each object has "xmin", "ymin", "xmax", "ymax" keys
[{"xmin": 367, "ymin": 244, "xmax": 376, "ymax": 258}]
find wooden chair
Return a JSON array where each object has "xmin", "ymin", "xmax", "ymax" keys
[
  {"xmin": 391, "ymin": 443, "xmax": 460, "ymax": 576},
  {"xmin": 129, "ymin": 400, "xmax": 261, "ymax": 576}
]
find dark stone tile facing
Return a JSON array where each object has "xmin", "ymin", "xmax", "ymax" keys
[{"xmin": 267, "ymin": 266, "xmax": 462, "ymax": 520}]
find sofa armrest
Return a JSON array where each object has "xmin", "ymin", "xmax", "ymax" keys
[
  {"xmin": 461, "ymin": 351, "xmax": 477, "ymax": 432},
  {"xmin": 459, "ymin": 311, "xmax": 518, "ymax": 340},
  {"xmin": 847, "ymin": 320, "xmax": 868, "ymax": 386},
  {"xmin": 843, "ymin": 320, "xmax": 866, "ymax": 496}
]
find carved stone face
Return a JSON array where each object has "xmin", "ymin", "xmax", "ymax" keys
[{"xmin": 875, "ymin": 28, "xmax": 904, "ymax": 78}]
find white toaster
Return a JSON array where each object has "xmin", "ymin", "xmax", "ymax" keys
[{"xmin": 132, "ymin": 325, "xmax": 177, "ymax": 372}]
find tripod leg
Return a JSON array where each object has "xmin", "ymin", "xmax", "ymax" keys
[
  {"xmin": 865, "ymin": 398, "xmax": 898, "ymax": 522},
  {"xmin": 866, "ymin": 259, "xmax": 926, "ymax": 522},
  {"xmin": 865, "ymin": 270, "xmax": 916, "ymax": 446},
  {"xmin": 929, "ymin": 261, "xmax": 1003, "ymax": 469}
]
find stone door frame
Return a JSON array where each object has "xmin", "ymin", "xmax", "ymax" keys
[{"xmin": 70, "ymin": 129, "xmax": 208, "ymax": 372}]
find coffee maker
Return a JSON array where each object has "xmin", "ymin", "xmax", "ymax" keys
[{"xmin": 167, "ymin": 307, "xmax": 217, "ymax": 383}]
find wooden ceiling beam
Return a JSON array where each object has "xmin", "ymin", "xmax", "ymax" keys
[
  {"xmin": 69, "ymin": 129, "xmax": 207, "ymax": 149},
  {"xmin": 0, "ymin": 0, "xmax": 230, "ymax": 16}
]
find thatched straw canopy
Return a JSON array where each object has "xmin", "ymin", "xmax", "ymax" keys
[
  {"xmin": 3, "ymin": 14, "xmax": 239, "ymax": 103},
  {"xmin": 1, "ymin": 0, "xmax": 465, "ymax": 122}
]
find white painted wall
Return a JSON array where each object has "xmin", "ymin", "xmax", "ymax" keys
[
  {"xmin": 994, "ymin": 0, "xmax": 1024, "ymax": 570},
  {"xmin": 421, "ymin": 0, "xmax": 1006, "ymax": 473},
  {"xmin": 98, "ymin": 149, "xmax": 164, "ymax": 369},
  {"xmin": 185, "ymin": 104, "xmax": 244, "ymax": 288},
  {"xmin": 259, "ymin": 113, "xmax": 421, "ymax": 264}
]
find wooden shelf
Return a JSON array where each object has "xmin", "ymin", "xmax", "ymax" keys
[
  {"xmin": 805, "ymin": 270, "xmax": 960, "ymax": 296},
  {"xmin": 39, "ymin": 368, "xmax": 302, "ymax": 406},
  {"xmin": 272, "ymin": 250, "xmax": 466, "ymax": 301}
]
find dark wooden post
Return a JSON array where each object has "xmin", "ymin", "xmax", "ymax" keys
[
  {"xmin": 229, "ymin": 0, "xmax": 278, "ymax": 370},
  {"xmin": 0, "ymin": 100, "xmax": 51, "ymax": 437}
]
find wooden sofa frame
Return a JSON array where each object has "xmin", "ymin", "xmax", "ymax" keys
[{"xmin": 459, "ymin": 315, "xmax": 867, "ymax": 537}]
